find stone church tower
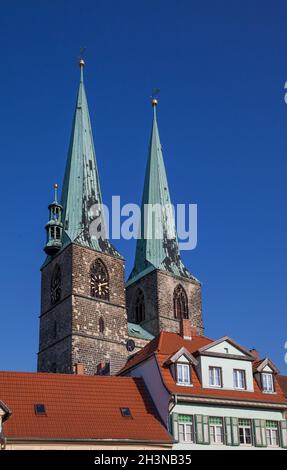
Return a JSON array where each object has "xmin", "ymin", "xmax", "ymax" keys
[
  {"xmin": 38, "ymin": 62, "xmax": 204, "ymax": 376},
  {"xmin": 38, "ymin": 60, "xmax": 128, "ymax": 375},
  {"xmin": 126, "ymin": 98, "xmax": 203, "ymax": 337}
]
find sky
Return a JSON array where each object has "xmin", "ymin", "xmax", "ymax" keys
[{"xmin": 0, "ymin": 0, "xmax": 287, "ymax": 372}]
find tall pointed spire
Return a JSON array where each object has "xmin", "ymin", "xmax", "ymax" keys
[
  {"xmin": 128, "ymin": 98, "xmax": 196, "ymax": 283},
  {"xmin": 60, "ymin": 59, "xmax": 120, "ymax": 257}
]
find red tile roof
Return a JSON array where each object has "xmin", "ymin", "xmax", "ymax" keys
[
  {"xmin": 120, "ymin": 331, "xmax": 287, "ymax": 406},
  {"xmin": 120, "ymin": 331, "xmax": 213, "ymax": 374},
  {"xmin": 278, "ymin": 376, "xmax": 287, "ymax": 397},
  {"xmin": 0, "ymin": 371, "xmax": 172, "ymax": 444}
]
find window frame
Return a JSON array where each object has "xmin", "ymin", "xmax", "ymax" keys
[
  {"xmin": 178, "ymin": 419, "xmax": 194, "ymax": 443},
  {"xmin": 238, "ymin": 419, "xmax": 252, "ymax": 446},
  {"xmin": 208, "ymin": 366, "xmax": 223, "ymax": 388},
  {"xmin": 173, "ymin": 285, "xmax": 189, "ymax": 320},
  {"xmin": 176, "ymin": 362, "xmax": 192, "ymax": 386},
  {"xmin": 209, "ymin": 417, "xmax": 224, "ymax": 445},
  {"xmin": 266, "ymin": 422, "xmax": 279, "ymax": 447},
  {"xmin": 233, "ymin": 369, "xmax": 247, "ymax": 390},
  {"xmin": 261, "ymin": 372, "xmax": 275, "ymax": 393}
]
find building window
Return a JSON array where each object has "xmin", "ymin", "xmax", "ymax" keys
[
  {"xmin": 209, "ymin": 417, "xmax": 224, "ymax": 445},
  {"xmin": 209, "ymin": 367, "xmax": 222, "ymax": 387},
  {"xmin": 233, "ymin": 369, "xmax": 246, "ymax": 390},
  {"xmin": 99, "ymin": 317, "xmax": 105, "ymax": 334},
  {"xmin": 239, "ymin": 419, "xmax": 252, "ymax": 446},
  {"xmin": 173, "ymin": 285, "xmax": 188, "ymax": 320},
  {"xmin": 262, "ymin": 373, "xmax": 274, "ymax": 393},
  {"xmin": 50, "ymin": 264, "xmax": 62, "ymax": 305},
  {"xmin": 135, "ymin": 289, "xmax": 145, "ymax": 323},
  {"xmin": 176, "ymin": 363, "xmax": 191, "ymax": 386},
  {"xmin": 266, "ymin": 421, "xmax": 279, "ymax": 447},
  {"xmin": 90, "ymin": 259, "xmax": 109, "ymax": 301},
  {"xmin": 178, "ymin": 415, "xmax": 194, "ymax": 443}
]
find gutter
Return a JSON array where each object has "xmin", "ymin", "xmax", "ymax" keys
[
  {"xmin": 174, "ymin": 394, "xmax": 287, "ymax": 409},
  {"xmin": 5, "ymin": 437, "xmax": 172, "ymax": 447}
]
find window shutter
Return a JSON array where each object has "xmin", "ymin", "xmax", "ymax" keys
[
  {"xmin": 253, "ymin": 419, "xmax": 266, "ymax": 447},
  {"xmin": 231, "ymin": 417, "xmax": 240, "ymax": 446},
  {"xmin": 225, "ymin": 417, "xmax": 233, "ymax": 446},
  {"xmin": 280, "ymin": 420, "xmax": 287, "ymax": 448},
  {"xmin": 202, "ymin": 415, "xmax": 210, "ymax": 444},
  {"xmin": 253, "ymin": 419, "xmax": 262, "ymax": 446},
  {"xmin": 195, "ymin": 415, "xmax": 204, "ymax": 444},
  {"xmin": 171, "ymin": 413, "xmax": 179, "ymax": 441},
  {"xmin": 260, "ymin": 420, "xmax": 267, "ymax": 447}
]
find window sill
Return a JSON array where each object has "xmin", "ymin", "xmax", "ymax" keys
[
  {"xmin": 176, "ymin": 383, "xmax": 193, "ymax": 387},
  {"xmin": 262, "ymin": 391, "xmax": 276, "ymax": 394}
]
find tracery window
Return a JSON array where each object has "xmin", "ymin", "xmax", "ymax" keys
[{"xmin": 173, "ymin": 285, "xmax": 188, "ymax": 319}]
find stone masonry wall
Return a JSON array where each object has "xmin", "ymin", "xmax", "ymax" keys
[{"xmin": 126, "ymin": 269, "xmax": 204, "ymax": 337}]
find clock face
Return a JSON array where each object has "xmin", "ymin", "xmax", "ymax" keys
[
  {"xmin": 51, "ymin": 266, "xmax": 61, "ymax": 305},
  {"xmin": 91, "ymin": 262, "xmax": 109, "ymax": 300},
  {"xmin": 126, "ymin": 339, "xmax": 135, "ymax": 352}
]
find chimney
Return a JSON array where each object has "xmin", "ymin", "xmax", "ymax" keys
[
  {"xmin": 250, "ymin": 349, "xmax": 260, "ymax": 361},
  {"xmin": 180, "ymin": 320, "xmax": 198, "ymax": 340},
  {"xmin": 73, "ymin": 363, "xmax": 85, "ymax": 375}
]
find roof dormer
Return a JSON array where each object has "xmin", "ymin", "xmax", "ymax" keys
[
  {"xmin": 253, "ymin": 358, "xmax": 279, "ymax": 394},
  {"xmin": 166, "ymin": 347, "xmax": 198, "ymax": 387}
]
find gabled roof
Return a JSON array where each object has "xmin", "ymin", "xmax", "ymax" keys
[
  {"xmin": 119, "ymin": 331, "xmax": 287, "ymax": 406},
  {"xmin": 253, "ymin": 358, "xmax": 280, "ymax": 374},
  {"xmin": 120, "ymin": 331, "xmax": 212, "ymax": 374},
  {"xmin": 197, "ymin": 336, "xmax": 255, "ymax": 359},
  {"xmin": 127, "ymin": 103, "xmax": 198, "ymax": 285},
  {"xmin": 0, "ymin": 372, "xmax": 172, "ymax": 444},
  {"xmin": 166, "ymin": 347, "xmax": 198, "ymax": 366}
]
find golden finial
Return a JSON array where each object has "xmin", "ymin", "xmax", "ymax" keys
[
  {"xmin": 151, "ymin": 98, "xmax": 158, "ymax": 107},
  {"xmin": 79, "ymin": 47, "xmax": 86, "ymax": 68},
  {"xmin": 54, "ymin": 183, "xmax": 58, "ymax": 190}
]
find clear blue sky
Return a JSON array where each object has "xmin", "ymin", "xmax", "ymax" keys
[{"xmin": 1, "ymin": 0, "xmax": 286, "ymax": 372}]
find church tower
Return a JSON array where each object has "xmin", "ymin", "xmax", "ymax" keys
[
  {"xmin": 38, "ymin": 60, "xmax": 128, "ymax": 375},
  {"xmin": 126, "ymin": 98, "xmax": 203, "ymax": 336}
]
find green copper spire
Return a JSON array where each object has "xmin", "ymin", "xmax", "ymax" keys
[
  {"xmin": 60, "ymin": 60, "xmax": 120, "ymax": 257},
  {"xmin": 128, "ymin": 98, "xmax": 196, "ymax": 284}
]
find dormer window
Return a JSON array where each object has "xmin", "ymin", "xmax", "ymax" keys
[
  {"xmin": 167, "ymin": 347, "xmax": 198, "ymax": 387},
  {"xmin": 262, "ymin": 372, "xmax": 274, "ymax": 393},
  {"xmin": 176, "ymin": 363, "xmax": 191, "ymax": 386}
]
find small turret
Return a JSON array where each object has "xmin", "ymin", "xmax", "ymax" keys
[{"xmin": 44, "ymin": 183, "xmax": 63, "ymax": 256}]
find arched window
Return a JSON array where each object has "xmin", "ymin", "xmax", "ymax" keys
[
  {"xmin": 51, "ymin": 265, "xmax": 61, "ymax": 305},
  {"xmin": 90, "ymin": 259, "xmax": 109, "ymax": 301},
  {"xmin": 173, "ymin": 285, "xmax": 188, "ymax": 319},
  {"xmin": 99, "ymin": 317, "xmax": 105, "ymax": 334},
  {"xmin": 135, "ymin": 289, "xmax": 145, "ymax": 323}
]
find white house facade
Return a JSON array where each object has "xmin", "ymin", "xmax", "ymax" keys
[{"xmin": 119, "ymin": 321, "xmax": 287, "ymax": 450}]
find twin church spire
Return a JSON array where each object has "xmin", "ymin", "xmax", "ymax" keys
[{"xmin": 44, "ymin": 61, "xmax": 194, "ymax": 282}]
